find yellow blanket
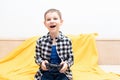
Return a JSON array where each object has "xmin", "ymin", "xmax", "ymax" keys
[{"xmin": 0, "ymin": 34, "xmax": 120, "ymax": 80}]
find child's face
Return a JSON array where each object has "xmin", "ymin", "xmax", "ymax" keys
[{"xmin": 44, "ymin": 12, "xmax": 63, "ymax": 34}]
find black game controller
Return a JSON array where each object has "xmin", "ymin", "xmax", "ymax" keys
[{"xmin": 45, "ymin": 63, "xmax": 63, "ymax": 71}]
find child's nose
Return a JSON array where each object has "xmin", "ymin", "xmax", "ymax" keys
[{"xmin": 50, "ymin": 19, "xmax": 55, "ymax": 23}]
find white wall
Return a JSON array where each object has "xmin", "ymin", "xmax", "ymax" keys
[{"xmin": 0, "ymin": 0, "xmax": 120, "ymax": 39}]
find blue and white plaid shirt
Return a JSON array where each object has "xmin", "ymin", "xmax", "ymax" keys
[{"xmin": 34, "ymin": 31, "xmax": 74, "ymax": 80}]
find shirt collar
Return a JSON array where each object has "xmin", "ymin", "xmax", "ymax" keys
[{"xmin": 47, "ymin": 31, "xmax": 64, "ymax": 41}]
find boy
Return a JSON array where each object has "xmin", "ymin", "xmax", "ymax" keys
[{"xmin": 34, "ymin": 8, "xmax": 74, "ymax": 80}]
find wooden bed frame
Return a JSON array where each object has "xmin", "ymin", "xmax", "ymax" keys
[
  {"xmin": 0, "ymin": 39, "xmax": 120, "ymax": 65},
  {"xmin": 0, "ymin": 38, "xmax": 120, "ymax": 65},
  {"xmin": 0, "ymin": 38, "xmax": 120, "ymax": 74}
]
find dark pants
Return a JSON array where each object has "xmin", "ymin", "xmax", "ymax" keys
[{"xmin": 41, "ymin": 71, "xmax": 69, "ymax": 80}]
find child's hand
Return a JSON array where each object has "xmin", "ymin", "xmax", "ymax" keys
[
  {"xmin": 59, "ymin": 61, "xmax": 68, "ymax": 73},
  {"xmin": 41, "ymin": 60, "xmax": 49, "ymax": 71}
]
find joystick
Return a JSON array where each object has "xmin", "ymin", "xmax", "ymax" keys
[{"xmin": 45, "ymin": 63, "xmax": 63, "ymax": 71}]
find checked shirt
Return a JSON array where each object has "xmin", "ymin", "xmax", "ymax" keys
[{"xmin": 34, "ymin": 32, "xmax": 74, "ymax": 80}]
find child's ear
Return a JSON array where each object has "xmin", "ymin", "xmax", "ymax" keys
[
  {"xmin": 44, "ymin": 21, "xmax": 46, "ymax": 27},
  {"xmin": 61, "ymin": 19, "xmax": 63, "ymax": 24},
  {"xmin": 60, "ymin": 20, "xmax": 63, "ymax": 27}
]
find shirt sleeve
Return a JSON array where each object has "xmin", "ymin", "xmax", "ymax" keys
[
  {"xmin": 35, "ymin": 39, "xmax": 43, "ymax": 66},
  {"xmin": 65, "ymin": 40, "xmax": 74, "ymax": 68}
]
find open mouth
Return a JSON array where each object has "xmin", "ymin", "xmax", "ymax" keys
[{"xmin": 50, "ymin": 25, "xmax": 56, "ymax": 28}]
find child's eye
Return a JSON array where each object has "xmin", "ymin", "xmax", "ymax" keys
[
  {"xmin": 46, "ymin": 18, "xmax": 51, "ymax": 21},
  {"xmin": 54, "ymin": 18, "xmax": 58, "ymax": 20}
]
